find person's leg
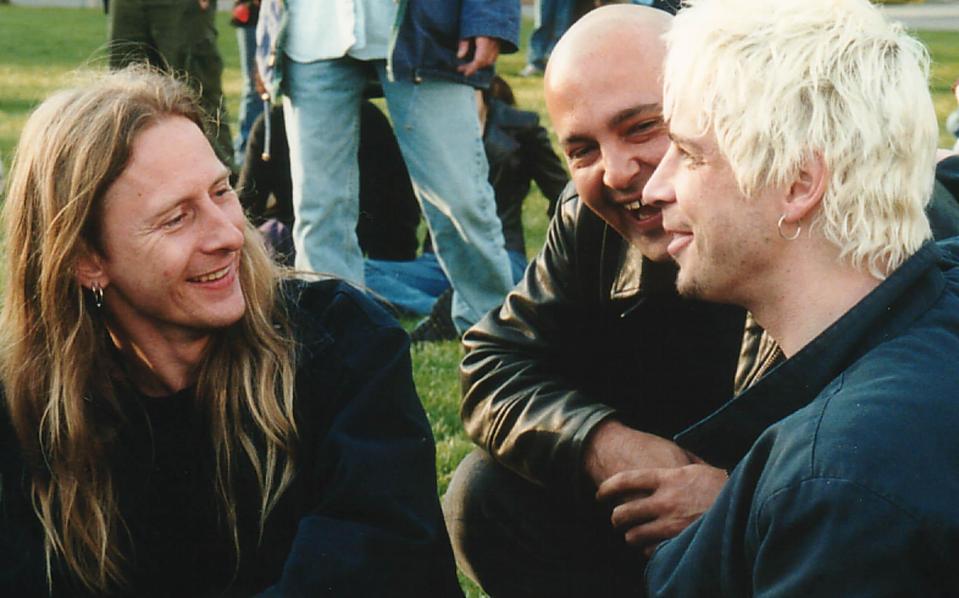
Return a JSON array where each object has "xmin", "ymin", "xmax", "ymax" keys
[
  {"xmin": 379, "ymin": 66, "xmax": 513, "ymax": 331},
  {"xmin": 176, "ymin": 0, "xmax": 233, "ymax": 166},
  {"xmin": 282, "ymin": 57, "xmax": 366, "ymax": 283},
  {"xmin": 364, "ymin": 253, "xmax": 450, "ymax": 316},
  {"xmin": 234, "ymin": 25, "xmax": 264, "ymax": 164},
  {"xmin": 526, "ymin": 0, "xmax": 551, "ymax": 72},
  {"xmin": 108, "ymin": 0, "xmax": 154, "ymax": 69},
  {"xmin": 444, "ymin": 450, "xmax": 647, "ymax": 597},
  {"xmin": 508, "ymin": 249, "xmax": 528, "ymax": 285}
]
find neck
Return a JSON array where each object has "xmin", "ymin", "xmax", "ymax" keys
[
  {"xmin": 105, "ymin": 321, "xmax": 211, "ymax": 397},
  {"xmin": 746, "ymin": 244, "xmax": 881, "ymax": 358}
]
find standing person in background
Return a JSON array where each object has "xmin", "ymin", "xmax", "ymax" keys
[
  {"xmin": 520, "ymin": 0, "xmax": 577, "ymax": 77},
  {"xmin": 237, "ymin": 100, "xmax": 422, "ymax": 266},
  {"xmin": 367, "ymin": 75, "xmax": 569, "ymax": 334},
  {"xmin": 230, "ymin": 0, "xmax": 264, "ymax": 164},
  {"xmin": 274, "ymin": 0, "xmax": 519, "ymax": 340},
  {"xmin": 108, "ymin": 0, "xmax": 234, "ymax": 166}
]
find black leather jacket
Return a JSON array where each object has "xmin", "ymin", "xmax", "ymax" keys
[{"xmin": 460, "ymin": 185, "xmax": 746, "ymax": 496}]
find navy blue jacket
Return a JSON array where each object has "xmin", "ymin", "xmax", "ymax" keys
[
  {"xmin": 259, "ymin": 0, "xmax": 520, "ymax": 101},
  {"xmin": 390, "ymin": 0, "xmax": 521, "ymax": 88},
  {"xmin": 0, "ymin": 280, "xmax": 462, "ymax": 597},
  {"xmin": 647, "ymin": 240, "xmax": 959, "ymax": 595}
]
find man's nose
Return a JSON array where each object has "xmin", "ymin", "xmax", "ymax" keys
[
  {"xmin": 199, "ymin": 198, "xmax": 245, "ymax": 253},
  {"xmin": 602, "ymin": 149, "xmax": 640, "ymax": 191},
  {"xmin": 642, "ymin": 151, "xmax": 676, "ymax": 209}
]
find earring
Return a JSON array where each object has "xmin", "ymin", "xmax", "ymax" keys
[
  {"xmin": 777, "ymin": 214, "xmax": 801, "ymax": 241},
  {"xmin": 91, "ymin": 281, "xmax": 104, "ymax": 309}
]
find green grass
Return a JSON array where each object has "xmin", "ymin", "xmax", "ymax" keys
[{"xmin": 1, "ymin": 6, "xmax": 958, "ymax": 596}]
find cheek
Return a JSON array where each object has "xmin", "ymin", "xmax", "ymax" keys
[{"xmin": 572, "ymin": 168, "xmax": 605, "ymax": 210}]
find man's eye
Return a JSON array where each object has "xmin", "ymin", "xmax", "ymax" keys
[
  {"xmin": 677, "ymin": 146, "xmax": 704, "ymax": 168},
  {"xmin": 626, "ymin": 119, "xmax": 662, "ymax": 138},
  {"xmin": 162, "ymin": 213, "xmax": 187, "ymax": 228},
  {"xmin": 567, "ymin": 146, "xmax": 594, "ymax": 161},
  {"xmin": 214, "ymin": 186, "xmax": 236, "ymax": 199}
]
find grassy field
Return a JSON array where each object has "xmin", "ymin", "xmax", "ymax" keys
[{"xmin": 1, "ymin": 5, "xmax": 958, "ymax": 595}]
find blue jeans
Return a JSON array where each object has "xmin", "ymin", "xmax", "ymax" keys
[
  {"xmin": 282, "ymin": 57, "xmax": 514, "ymax": 331},
  {"xmin": 366, "ymin": 250, "xmax": 527, "ymax": 316},
  {"xmin": 235, "ymin": 25, "xmax": 264, "ymax": 164},
  {"xmin": 527, "ymin": 0, "xmax": 576, "ymax": 70}
]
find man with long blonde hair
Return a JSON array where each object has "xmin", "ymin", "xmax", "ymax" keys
[{"xmin": 0, "ymin": 67, "xmax": 461, "ymax": 596}]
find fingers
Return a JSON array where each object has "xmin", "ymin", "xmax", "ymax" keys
[
  {"xmin": 456, "ymin": 37, "xmax": 501, "ymax": 77},
  {"xmin": 457, "ymin": 39, "xmax": 470, "ymax": 60},
  {"xmin": 595, "ymin": 468, "xmax": 661, "ymax": 502}
]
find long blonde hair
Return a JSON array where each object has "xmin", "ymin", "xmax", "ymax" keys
[{"xmin": 1, "ymin": 67, "xmax": 299, "ymax": 593}]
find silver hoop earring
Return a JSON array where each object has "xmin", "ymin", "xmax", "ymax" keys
[
  {"xmin": 91, "ymin": 281, "xmax": 104, "ymax": 309},
  {"xmin": 777, "ymin": 214, "xmax": 801, "ymax": 241}
]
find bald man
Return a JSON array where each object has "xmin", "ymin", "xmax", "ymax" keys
[{"xmin": 444, "ymin": 6, "xmax": 745, "ymax": 596}]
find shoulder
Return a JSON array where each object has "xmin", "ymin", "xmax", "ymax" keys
[
  {"xmin": 759, "ymin": 324, "xmax": 959, "ymax": 520},
  {"xmin": 281, "ymin": 278, "xmax": 407, "ymax": 365}
]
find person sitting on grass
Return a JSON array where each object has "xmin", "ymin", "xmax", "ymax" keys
[
  {"xmin": 0, "ymin": 67, "xmax": 462, "ymax": 597},
  {"xmin": 642, "ymin": 0, "xmax": 959, "ymax": 592}
]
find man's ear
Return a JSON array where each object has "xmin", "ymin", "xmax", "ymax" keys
[
  {"xmin": 781, "ymin": 151, "xmax": 828, "ymax": 224},
  {"xmin": 75, "ymin": 245, "xmax": 109, "ymax": 290}
]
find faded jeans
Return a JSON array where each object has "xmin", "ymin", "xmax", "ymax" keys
[{"xmin": 282, "ymin": 56, "xmax": 514, "ymax": 331}]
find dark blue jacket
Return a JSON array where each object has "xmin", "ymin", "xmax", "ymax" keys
[
  {"xmin": 647, "ymin": 240, "xmax": 959, "ymax": 595},
  {"xmin": 0, "ymin": 280, "xmax": 463, "ymax": 597},
  {"xmin": 389, "ymin": 0, "xmax": 521, "ymax": 88},
  {"xmin": 259, "ymin": 0, "xmax": 520, "ymax": 100}
]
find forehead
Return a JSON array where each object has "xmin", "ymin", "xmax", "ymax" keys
[
  {"xmin": 548, "ymin": 49, "xmax": 663, "ymax": 137},
  {"xmin": 105, "ymin": 116, "xmax": 224, "ymax": 212}
]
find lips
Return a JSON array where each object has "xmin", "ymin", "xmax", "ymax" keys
[
  {"xmin": 188, "ymin": 264, "xmax": 232, "ymax": 283},
  {"xmin": 624, "ymin": 201, "xmax": 664, "ymax": 233},
  {"xmin": 666, "ymin": 231, "xmax": 693, "ymax": 258}
]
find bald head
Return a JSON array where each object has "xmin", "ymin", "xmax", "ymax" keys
[
  {"xmin": 543, "ymin": 5, "xmax": 676, "ymax": 262},
  {"xmin": 545, "ymin": 5, "xmax": 672, "ymax": 101}
]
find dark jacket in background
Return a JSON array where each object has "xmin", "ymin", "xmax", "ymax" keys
[
  {"xmin": 460, "ymin": 185, "xmax": 746, "ymax": 496},
  {"xmin": 0, "ymin": 280, "xmax": 462, "ymax": 597},
  {"xmin": 390, "ymin": 0, "xmax": 521, "ymax": 88},
  {"xmin": 260, "ymin": 0, "xmax": 521, "ymax": 101},
  {"xmin": 647, "ymin": 239, "xmax": 959, "ymax": 595}
]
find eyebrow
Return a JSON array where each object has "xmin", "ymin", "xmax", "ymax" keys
[
  {"xmin": 151, "ymin": 167, "xmax": 233, "ymax": 216},
  {"xmin": 561, "ymin": 102, "xmax": 663, "ymax": 147},
  {"xmin": 667, "ymin": 130, "xmax": 704, "ymax": 154}
]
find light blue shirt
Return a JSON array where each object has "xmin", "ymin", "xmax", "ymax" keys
[{"xmin": 286, "ymin": 0, "xmax": 399, "ymax": 63}]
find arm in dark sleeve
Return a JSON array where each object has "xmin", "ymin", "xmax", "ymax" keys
[
  {"xmin": 520, "ymin": 124, "xmax": 569, "ymax": 216},
  {"xmin": 460, "ymin": 188, "xmax": 616, "ymax": 494},
  {"xmin": 261, "ymin": 291, "xmax": 462, "ymax": 597},
  {"xmin": 647, "ymin": 476, "xmax": 951, "ymax": 596}
]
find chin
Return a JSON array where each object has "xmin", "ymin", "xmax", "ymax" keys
[{"xmin": 632, "ymin": 234, "xmax": 672, "ymax": 263}]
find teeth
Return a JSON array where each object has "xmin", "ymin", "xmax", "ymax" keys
[
  {"xmin": 192, "ymin": 266, "xmax": 229, "ymax": 283},
  {"xmin": 625, "ymin": 200, "xmax": 642, "ymax": 210}
]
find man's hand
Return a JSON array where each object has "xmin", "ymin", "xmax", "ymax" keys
[
  {"xmin": 583, "ymin": 419, "xmax": 690, "ymax": 487},
  {"xmin": 456, "ymin": 36, "xmax": 501, "ymax": 77},
  {"xmin": 596, "ymin": 464, "xmax": 729, "ymax": 556}
]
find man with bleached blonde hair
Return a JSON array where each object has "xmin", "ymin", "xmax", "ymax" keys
[{"xmin": 642, "ymin": 0, "xmax": 959, "ymax": 593}]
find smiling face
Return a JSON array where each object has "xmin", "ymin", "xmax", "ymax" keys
[
  {"xmin": 544, "ymin": 7, "xmax": 673, "ymax": 261},
  {"xmin": 643, "ymin": 110, "xmax": 782, "ymax": 305},
  {"xmin": 83, "ymin": 116, "xmax": 247, "ymax": 343}
]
